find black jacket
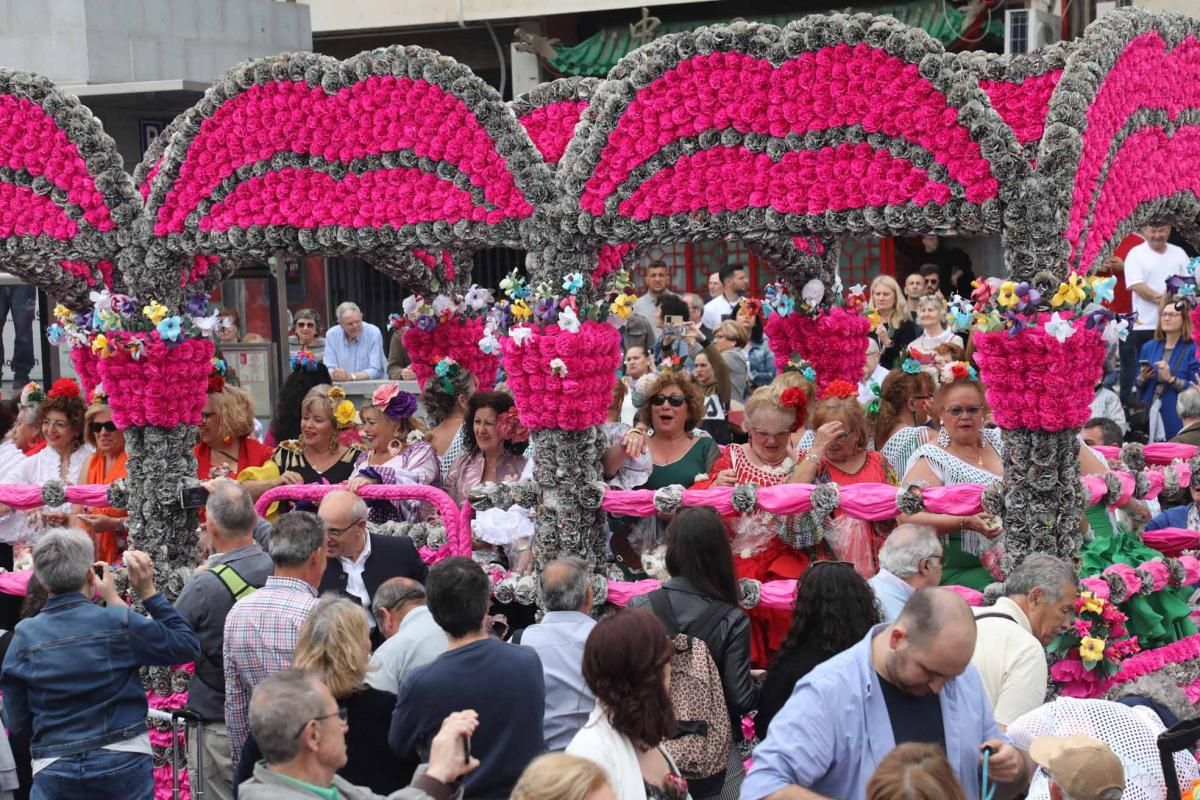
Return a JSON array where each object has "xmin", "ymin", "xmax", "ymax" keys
[
  {"xmin": 319, "ymin": 533, "xmax": 428, "ymax": 602},
  {"xmin": 628, "ymin": 577, "xmax": 759, "ymax": 727}
]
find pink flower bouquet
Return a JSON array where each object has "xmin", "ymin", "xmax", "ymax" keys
[
  {"xmin": 500, "ymin": 321, "xmax": 621, "ymax": 430},
  {"xmin": 765, "ymin": 307, "xmax": 870, "ymax": 391},
  {"xmin": 973, "ymin": 315, "xmax": 1105, "ymax": 432},
  {"xmin": 403, "ymin": 318, "xmax": 498, "ymax": 393},
  {"xmin": 96, "ymin": 334, "xmax": 214, "ymax": 428}
]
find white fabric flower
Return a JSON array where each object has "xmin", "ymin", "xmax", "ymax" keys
[
  {"xmin": 801, "ymin": 279, "xmax": 825, "ymax": 306},
  {"xmin": 1044, "ymin": 312, "xmax": 1077, "ymax": 344},
  {"xmin": 558, "ymin": 306, "xmax": 581, "ymax": 334},
  {"xmin": 1102, "ymin": 318, "xmax": 1129, "ymax": 345},
  {"xmin": 549, "ymin": 358, "xmax": 568, "ymax": 377},
  {"xmin": 510, "ymin": 327, "xmax": 533, "ymax": 347}
]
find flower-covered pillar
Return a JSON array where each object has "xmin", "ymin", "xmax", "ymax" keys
[{"xmin": 977, "ymin": 7, "xmax": 1200, "ymax": 572}]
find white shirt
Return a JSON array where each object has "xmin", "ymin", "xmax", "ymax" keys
[
  {"xmin": 970, "ymin": 596, "xmax": 1048, "ymax": 726},
  {"xmin": 339, "ymin": 534, "xmax": 374, "ymax": 627},
  {"xmin": 365, "ymin": 605, "xmax": 448, "ymax": 694},
  {"xmin": 1124, "ymin": 242, "xmax": 1190, "ymax": 330},
  {"xmin": 702, "ymin": 294, "xmax": 735, "ymax": 331},
  {"xmin": 858, "ymin": 364, "xmax": 890, "ymax": 404},
  {"xmin": 0, "ymin": 444, "xmax": 94, "ymax": 544}
]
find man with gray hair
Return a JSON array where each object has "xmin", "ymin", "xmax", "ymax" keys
[
  {"xmin": 1173, "ymin": 387, "xmax": 1200, "ymax": 446},
  {"xmin": 514, "ymin": 558, "xmax": 596, "ymax": 750},
  {"xmin": 366, "ymin": 578, "xmax": 447, "ymax": 694},
  {"xmin": 175, "ymin": 479, "xmax": 274, "ymax": 799},
  {"xmin": 240, "ymin": 669, "xmax": 478, "ymax": 799},
  {"xmin": 1, "ymin": 531, "xmax": 198, "ymax": 798},
  {"xmin": 868, "ymin": 524, "xmax": 943, "ymax": 623},
  {"xmin": 224, "ymin": 511, "xmax": 326, "ymax": 760},
  {"xmin": 971, "ymin": 553, "xmax": 1078, "ymax": 729},
  {"xmin": 323, "ymin": 300, "xmax": 386, "ymax": 381}
]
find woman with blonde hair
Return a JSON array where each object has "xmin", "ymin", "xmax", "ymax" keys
[
  {"xmin": 73, "ymin": 393, "xmax": 128, "ymax": 562},
  {"xmin": 236, "ymin": 595, "xmax": 407, "ymax": 793},
  {"xmin": 909, "ymin": 294, "xmax": 963, "ymax": 361},
  {"xmin": 713, "ymin": 320, "xmax": 750, "ymax": 403},
  {"xmin": 512, "ymin": 754, "xmax": 616, "ymax": 800},
  {"xmin": 347, "ymin": 383, "xmax": 439, "ymax": 522},
  {"xmin": 866, "ymin": 743, "xmax": 967, "ymax": 800},
  {"xmin": 195, "ymin": 380, "xmax": 271, "ymax": 480},
  {"xmin": 870, "ymin": 275, "xmax": 918, "ymax": 368}
]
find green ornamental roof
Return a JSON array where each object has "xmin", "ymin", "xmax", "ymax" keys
[{"xmin": 547, "ymin": 3, "xmax": 1003, "ymax": 76}]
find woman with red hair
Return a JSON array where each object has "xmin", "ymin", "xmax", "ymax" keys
[{"xmin": 694, "ymin": 384, "xmax": 817, "ymax": 666}]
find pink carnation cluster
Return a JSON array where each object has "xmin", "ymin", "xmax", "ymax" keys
[
  {"xmin": 69, "ymin": 345, "xmax": 102, "ymax": 398},
  {"xmin": 978, "ymin": 70, "xmax": 1062, "ymax": 152},
  {"xmin": 519, "ymin": 100, "xmax": 588, "ymax": 165},
  {"xmin": 0, "ymin": 95, "xmax": 116, "ymax": 230},
  {"xmin": 592, "ymin": 243, "xmax": 636, "ymax": 286},
  {"xmin": 973, "ymin": 316, "xmax": 1105, "ymax": 432},
  {"xmin": 1065, "ymin": 32, "xmax": 1200, "ymax": 270},
  {"xmin": 580, "ymin": 48, "xmax": 1001, "ymax": 215},
  {"xmin": 765, "ymin": 307, "xmax": 870, "ymax": 390},
  {"xmin": 500, "ymin": 321, "xmax": 621, "ymax": 431},
  {"xmin": 155, "ymin": 78, "xmax": 534, "ymax": 235},
  {"xmin": 96, "ymin": 334, "xmax": 214, "ymax": 428},
  {"xmin": 0, "ymin": 183, "xmax": 76, "ymax": 238},
  {"xmin": 402, "ymin": 318, "xmax": 498, "ymax": 392}
]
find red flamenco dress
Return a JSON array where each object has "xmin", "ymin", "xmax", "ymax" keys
[{"xmin": 694, "ymin": 443, "xmax": 832, "ymax": 667}]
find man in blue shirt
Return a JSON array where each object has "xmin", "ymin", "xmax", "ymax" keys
[
  {"xmin": 516, "ymin": 558, "xmax": 596, "ymax": 750},
  {"xmin": 868, "ymin": 523, "xmax": 943, "ymax": 623},
  {"xmin": 323, "ymin": 301, "xmax": 386, "ymax": 381},
  {"xmin": 743, "ymin": 589, "xmax": 1031, "ymax": 800}
]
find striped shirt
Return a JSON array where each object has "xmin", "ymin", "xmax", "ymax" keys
[{"xmin": 223, "ymin": 576, "xmax": 319, "ymax": 759}]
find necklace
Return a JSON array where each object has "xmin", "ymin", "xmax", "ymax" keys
[{"xmin": 945, "ymin": 441, "xmax": 985, "ymax": 466}]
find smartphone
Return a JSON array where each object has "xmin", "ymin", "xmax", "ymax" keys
[
  {"xmin": 93, "ymin": 564, "xmax": 105, "ymax": 580},
  {"xmin": 663, "ymin": 314, "xmax": 685, "ymax": 336},
  {"xmin": 461, "ymin": 734, "xmax": 471, "ymax": 765},
  {"xmin": 179, "ymin": 485, "xmax": 210, "ymax": 509},
  {"xmin": 664, "ymin": 315, "xmax": 683, "ymax": 327}
]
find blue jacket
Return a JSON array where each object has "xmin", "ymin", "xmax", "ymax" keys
[
  {"xmin": 1138, "ymin": 338, "xmax": 1200, "ymax": 440},
  {"xmin": 0, "ymin": 592, "xmax": 199, "ymax": 759},
  {"xmin": 1146, "ymin": 504, "xmax": 1192, "ymax": 531}
]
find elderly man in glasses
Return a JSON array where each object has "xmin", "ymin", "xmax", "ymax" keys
[
  {"xmin": 240, "ymin": 669, "xmax": 478, "ymax": 800},
  {"xmin": 317, "ymin": 490, "xmax": 427, "ymax": 648},
  {"xmin": 868, "ymin": 524, "xmax": 944, "ymax": 623}
]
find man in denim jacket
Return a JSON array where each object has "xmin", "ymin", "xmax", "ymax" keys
[{"xmin": 0, "ymin": 529, "xmax": 200, "ymax": 799}]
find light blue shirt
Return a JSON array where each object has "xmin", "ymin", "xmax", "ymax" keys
[
  {"xmin": 323, "ymin": 322, "xmax": 386, "ymax": 379},
  {"xmin": 868, "ymin": 569, "xmax": 915, "ymax": 624},
  {"xmin": 519, "ymin": 610, "xmax": 596, "ymax": 751},
  {"xmin": 365, "ymin": 605, "xmax": 448, "ymax": 694},
  {"xmin": 742, "ymin": 624, "xmax": 1004, "ymax": 800}
]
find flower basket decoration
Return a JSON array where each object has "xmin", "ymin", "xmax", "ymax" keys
[
  {"xmin": 1049, "ymin": 590, "xmax": 1139, "ymax": 698},
  {"xmin": 763, "ymin": 283, "xmax": 871, "ymax": 391},
  {"xmin": 483, "ymin": 270, "xmax": 629, "ymax": 431},
  {"xmin": 967, "ymin": 273, "xmax": 1119, "ymax": 432},
  {"xmin": 393, "ymin": 289, "xmax": 500, "ymax": 393}
]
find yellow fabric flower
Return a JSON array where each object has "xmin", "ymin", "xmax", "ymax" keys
[
  {"xmin": 91, "ymin": 333, "xmax": 111, "ymax": 357},
  {"xmin": 333, "ymin": 399, "xmax": 359, "ymax": 428},
  {"xmin": 142, "ymin": 300, "xmax": 168, "ymax": 326},
  {"xmin": 1050, "ymin": 274, "xmax": 1087, "ymax": 308},
  {"xmin": 996, "ymin": 282, "xmax": 1018, "ymax": 309},
  {"xmin": 1079, "ymin": 591, "xmax": 1104, "ymax": 616},
  {"xmin": 1078, "ymin": 636, "xmax": 1106, "ymax": 663},
  {"xmin": 53, "ymin": 303, "xmax": 73, "ymax": 322},
  {"xmin": 866, "ymin": 308, "xmax": 882, "ymax": 327},
  {"xmin": 510, "ymin": 299, "xmax": 533, "ymax": 322},
  {"xmin": 328, "ymin": 386, "xmax": 347, "ymax": 403},
  {"xmin": 610, "ymin": 294, "xmax": 636, "ymax": 319}
]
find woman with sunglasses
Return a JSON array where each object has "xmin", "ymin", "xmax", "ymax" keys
[
  {"xmin": 72, "ymin": 392, "xmax": 128, "ymax": 562},
  {"xmin": 1136, "ymin": 296, "xmax": 1199, "ymax": 441},
  {"xmin": 874, "ymin": 365, "xmax": 937, "ymax": 475},
  {"xmin": 790, "ymin": 391, "xmax": 896, "ymax": 578},
  {"xmin": 899, "ymin": 369, "xmax": 1003, "ymax": 590},
  {"xmin": 619, "ymin": 374, "xmax": 719, "ymax": 571},
  {"xmin": 694, "ymin": 386, "xmax": 810, "ymax": 665},
  {"xmin": 289, "ymin": 308, "xmax": 325, "ymax": 359}
]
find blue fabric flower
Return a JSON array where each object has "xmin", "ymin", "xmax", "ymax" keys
[
  {"xmin": 157, "ymin": 316, "xmax": 183, "ymax": 343},
  {"xmin": 901, "ymin": 358, "xmax": 921, "ymax": 375}
]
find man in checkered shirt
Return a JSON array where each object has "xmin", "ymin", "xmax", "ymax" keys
[{"xmin": 223, "ymin": 511, "xmax": 325, "ymax": 761}]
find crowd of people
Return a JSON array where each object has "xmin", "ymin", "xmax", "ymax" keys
[{"xmin": 0, "ymin": 227, "xmax": 1198, "ymax": 799}]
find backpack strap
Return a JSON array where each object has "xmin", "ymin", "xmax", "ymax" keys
[
  {"xmin": 648, "ymin": 589, "xmax": 683, "ymax": 637},
  {"xmin": 210, "ymin": 563, "xmax": 255, "ymax": 603},
  {"xmin": 693, "ymin": 600, "xmax": 732, "ymax": 645},
  {"xmin": 511, "ymin": 628, "xmax": 524, "ymax": 645}
]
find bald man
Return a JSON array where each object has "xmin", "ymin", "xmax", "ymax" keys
[
  {"xmin": 744, "ymin": 589, "xmax": 1032, "ymax": 800},
  {"xmin": 317, "ymin": 489, "xmax": 427, "ymax": 646}
]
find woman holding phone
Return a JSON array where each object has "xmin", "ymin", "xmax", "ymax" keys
[{"xmin": 1137, "ymin": 296, "xmax": 1199, "ymax": 441}]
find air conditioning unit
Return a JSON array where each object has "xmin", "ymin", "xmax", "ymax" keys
[{"xmin": 1004, "ymin": 9, "xmax": 1060, "ymax": 55}]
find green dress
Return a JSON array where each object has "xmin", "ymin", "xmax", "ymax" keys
[
  {"xmin": 1081, "ymin": 503, "xmax": 1195, "ymax": 648},
  {"xmin": 642, "ymin": 434, "xmax": 720, "ymax": 490}
]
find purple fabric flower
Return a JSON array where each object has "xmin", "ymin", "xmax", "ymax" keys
[
  {"xmin": 384, "ymin": 391, "xmax": 419, "ymax": 421},
  {"xmin": 186, "ymin": 294, "xmax": 209, "ymax": 317},
  {"xmin": 415, "ymin": 314, "xmax": 438, "ymax": 332},
  {"xmin": 534, "ymin": 297, "xmax": 558, "ymax": 323}
]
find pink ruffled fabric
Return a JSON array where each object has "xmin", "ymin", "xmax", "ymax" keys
[
  {"xmin": 0, "ymin": 483, "xmax": 109, "ymax": 509},
  {"xmin": 1092, "ymin": 442, "xmax": 1198, "ymax": 465},
  {"xmin": 1143, "ymin": 528, "xmax": 1200, "ymax": 557}
]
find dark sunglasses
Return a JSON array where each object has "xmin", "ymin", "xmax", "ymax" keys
[
  {"xmin": 295, "ymin": 321, "xmax": 317, "ymax": 328},
  {"xmin": 89, "ymin": 421, "xmax": 118, "ymax": 434},
  {"xmin": 650, "ymin": 395, "xmax": 686, "ymax": 407}
]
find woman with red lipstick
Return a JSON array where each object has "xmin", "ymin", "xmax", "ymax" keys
[{"xmin": 899, "ymin": 368, "xmax": 1004, "ymax": 590}]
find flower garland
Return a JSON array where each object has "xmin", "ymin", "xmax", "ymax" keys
[
  {"xmin": 484, "ymin": 270, "xmax": 626, "ymax": 431},
  {"xmin": 762, "ymin": 281, "xmax": 872, "ymax": 391},
  {"xmin": 392, "ymin": 287, "xmax": 500, "ymax": 392}
]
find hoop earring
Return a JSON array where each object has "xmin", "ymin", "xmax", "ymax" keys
[
  {"xmin": 937, "ymin": 426, "xmax": 950, "ymax": 448},
  {"xmin": 388, "ymin": 438, "xmax": 404, "ymax": 456}
]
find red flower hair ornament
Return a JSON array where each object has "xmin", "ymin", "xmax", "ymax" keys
[
  {"xmin": 779, "ymin": 387, "xmax": 809, "ymax": 432},
  {"xmin": 820, "ymin": 379, "xmax": 858, "ymax": 401},
  {"xmin": 48, "ymin": 378, "xmax": 80, "ymax": 399},
  {"xmin": 496, "ymin": 408, "xmax": 529, "ymax": 444}
]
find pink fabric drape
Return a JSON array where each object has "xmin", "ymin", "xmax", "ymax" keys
[{"xmin": 0, "ymin": 483, "xmax": 109, "ymax": 509}]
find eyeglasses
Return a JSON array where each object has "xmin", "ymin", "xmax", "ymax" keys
[
  {"xmin": 922, "ymin": 555, "xmax": 946, "ymax": 567},
  {"xmin": 295, "ymin": 321, "xmax": 317, "ymax": 328},
  {"xmin": 749, "ymin": 429, "xmax": 791, "ymax": 441},
  {"xmin": 293, "ymin": 707, "xmax": 348, "ymax": 739},
  {"xmin": 650, "ymin": 395, "xmax": 686, "ymax": 407},
  {"xmin": 325, "ymin": 520, "xmax": 362, "ymax": 538},
  {"xmin": 89, "ymin": 421, "xmax": 118, "ymax": 434},
  {"xmin": 944, "ymin": 406, "xmax": 983, "ymax": 418}
]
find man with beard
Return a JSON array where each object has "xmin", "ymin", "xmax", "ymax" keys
[{"xmin": 742, "ymin": 589, "xmax": 1031, "ymax": 800}]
